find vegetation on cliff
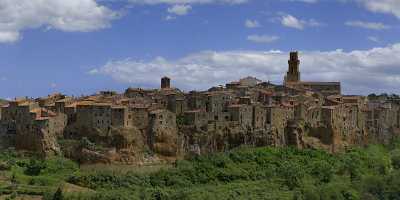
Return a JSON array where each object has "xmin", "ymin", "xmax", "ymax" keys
[{"xmin": 1, "ymin": 140, "xmax": 400, "ymax": 199}]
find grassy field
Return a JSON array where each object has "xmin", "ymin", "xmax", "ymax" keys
[
  {"xmin": 80, "ymin": 163, "xmax": 171, "ymax": 175},
  {"xmin": 1, "ymin": 140, "xmax": 400, "ymax": 199}
]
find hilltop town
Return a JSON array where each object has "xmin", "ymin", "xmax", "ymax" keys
[{"xmin": 1, "ymin": 52, "xmax": 399, "ymax": 164}]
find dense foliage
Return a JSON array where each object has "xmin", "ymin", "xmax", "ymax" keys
[
  {"xmin": 65, "ymin": 141, "xmax": 400, "ymax": 200},
  {"xmin": 1, "ymin": 141, "xmax": 400, "ymax": 199}
]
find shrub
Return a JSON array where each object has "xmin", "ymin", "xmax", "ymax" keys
[
  {"xmin": 25, "ymin": 159, "xmax": 47, "ymax": 176},
  {"xmin": 53, "ymin": 187, "xmax": 64, "ymax": 200},
  {"xmin": 0, "ymin": 161, "xmax": 11, "ymax": 171},
  {"xmin": 390, "ymin": 149, "xmax": 400, "ymax": 169},
  {"xmin": 311, "ymin": 160, "xmax": 334, "ymax": 183}
]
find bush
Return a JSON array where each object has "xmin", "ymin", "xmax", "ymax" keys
[
  {"xmin": 390, "ymin": 149, "xmax": 400, "ymax": 169},
  {"xmin": 53, "ymin": 187, "xmax": 64, "ymax": 200},
  {"xmin": 53, "ymin": 144, "xmax": 400, "ymax": 199},
  {"xmin": 311, "ymin": 160, "xmax": 334, "ymax": 183},
  {"xmin": 25, "ymin": 159, "xmax": 47, "ymax": 176},
  {"xmin": 0, "ymin": 161, "xmax": 11, "ymax": 171}
]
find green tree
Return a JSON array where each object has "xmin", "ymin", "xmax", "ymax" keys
[
  {"xmin": 311, "ymin": 160, "xmax": 334, "ymax": 183},
  {"xmin": 53, "ymin": 187, "xmax": 64, "ymax": 200},
  {"xmin": 279, "ymin": 161, "xmax": 305, "ymax": 189},
  {"xmin": 390, "ymin": 149, "xmax": 400, "ymax": 169},
  {"xmin": 25, "ymin": 159, "xmax": 46, "ymax": 176}
]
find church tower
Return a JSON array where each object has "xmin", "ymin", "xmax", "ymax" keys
[{"xmin": 284, "ymin": 51, "xmax": 301, "ymax": 85}]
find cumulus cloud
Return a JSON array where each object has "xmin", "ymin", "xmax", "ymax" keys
[
  {"xmin": 127, "ymin": 0, "xmax": 248, "ymax": 5},
  {"xmin": 286, "ymin": 0, "xmax": 318, "ymax": 3},
  {"xmin": 164, "ymin": 15, "xmax": 177, "ymax": 20},
  {"xmin": 245, "ymin": 19, "xmax": 261, "ymax": 28},
  {"xmin": 89, "ymin": 43, "xmax": 400, "ymax": 94},
  {"xmin": 367, "ymin": 36, "xmax": 380, "ymax": 43},
  {"xmin": 357, "ymin": 0, "xmax": 400, "ymax": 19},
  {"xmin": 0, "ymin": 0, "xmax": 118, "ymax": 43},
  {"xmin": 247, "ymin": 35, "xmax": 279, "ymax": 43},
  {"xmin": 280, "ymin": 14, "xmax": 322, "ymax": 30},
  {"xmin": 167, "ymin": 4, "xmax": 192, "ymax": 15},
  {"xmin": 345, "ymin": 20, "xmax": 390, "ymax": 30}
]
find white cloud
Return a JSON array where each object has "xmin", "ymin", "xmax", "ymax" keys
[
  {"xmin": 286, "ymin": 0, "xmax": 318, "ymax": 3},
  {"xmin": 0, "ymin": 31, "xmax": 20, "ymax": 43},
  {"xmin": 167, "ymin": 4, "xmax": 192, "ymax": 15},
  {"xmin": 357, "ymin": 0, "xmax": 400, "ymax": 19},
  {"xmin": 247, "ymin": 35, "xmax": 279, "ymax": 43},
  {"xmin": 0, "ymin": 0, "xmax": 118, "ymax": 43},
  {"xmin": 90, "ymin": 43, "xmax": 400, "ymax": 94},
  {"xmin": 164, "ymin": 15, "xmax": 177, "ymax": 20},
  {"xmin": 281, "ymin": 15, "xmax": 304, "ymax": 29},
  {"xmin": 128, "ymin": 0, "xmax": 248, "ymax": 5},
  {"xmin": 245, "ymin": 19, "xmax": 261, "ymax": 28},
  {"xmin": 367, "ymin": 36, "xmax": 380, "ymax": 43},
  {"xmin": 280, "ymin": 14, "xmax": 322, "ymax": 30},
  {"xmin": 345, "ymin": 20, "xmax": 390, "ymax": 30}
]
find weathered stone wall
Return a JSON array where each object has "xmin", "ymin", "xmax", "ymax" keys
[{"xmin": 148, "ymin": 109, "xmax": 179, "ymax": 157}]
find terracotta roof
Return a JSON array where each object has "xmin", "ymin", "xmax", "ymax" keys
[
  {"xmin": 299, "ymin": 81, "xmax": 341, "ymax": 86},
  {"xmin": 65, "ymin": 102, "xmax": 78, "ymax": 108},
  {"xmin": 18, "ymin": 102, "xmax": 34, "ymax": 106},
  {"xmin": 30, "ymin": 108, "xmax": 57, "ymax": 120}
]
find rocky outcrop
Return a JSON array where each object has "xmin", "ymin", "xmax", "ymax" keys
[
  {"xmin": 15, "ymin": 128, "xmax": 60, "ymax": 156},
  {"xmin": 149, "ymin": 126, "xmax": 180, "ymax": 157}
]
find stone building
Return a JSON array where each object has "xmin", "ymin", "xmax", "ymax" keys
[
  {"xmin": 184, "ymin": 110, "xmax": 208, "ymax": 130},
  {"xmin": 284, "ymin": 51, "xmax": 341, "ymax": 96},
  {"xmin": 3, "ymin": 51, "xmax": 400, "ymax": 160},
  {"xmin": 228, "ymin": 104, "xmax": 253, "ymax": 130}
]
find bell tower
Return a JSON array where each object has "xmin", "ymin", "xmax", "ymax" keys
[
  {"xmin": 161, "ymin": 76, "xmax": 171, "ymax": 89},
  {"xmin": 284, "ymin": 51, "xmax": 301, "ymax": 85}
]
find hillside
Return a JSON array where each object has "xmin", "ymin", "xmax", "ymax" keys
[
  {"xmin": 1, "ymin": 141, "xmax": 400, "ymax": 200},
  {"xmin": 0, "ymin": 99, "xmax": 7, "ymax": 105}
]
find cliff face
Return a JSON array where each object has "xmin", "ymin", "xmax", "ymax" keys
[
  {"xmin": 15, "ymin": 128, "xmax": 60, "ymax": 156},
  {"xmin": 180, "ymin": 125, "xmax": 286, "ymax": 156}
]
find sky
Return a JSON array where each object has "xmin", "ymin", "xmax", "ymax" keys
[{"xmin": 0, "ymin": 0, "xmax": 400, "ymax": 99}]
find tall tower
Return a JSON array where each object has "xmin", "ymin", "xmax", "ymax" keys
[
  {"xmin": 161, "ymin": 76, "xmax": 171, "ymax": 89},
  {"xmin": 284, "ymin": 51, "xmax": 301, "ymax": 84}
]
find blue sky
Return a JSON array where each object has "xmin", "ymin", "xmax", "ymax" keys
[{"xmin": 0, "ymin": 0, "xmax": 400, "ymax": 99}]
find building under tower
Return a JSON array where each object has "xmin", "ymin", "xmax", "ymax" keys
[{"xmin": 284, "ymin": 51, "xmax": 341, "ymax": 96}]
